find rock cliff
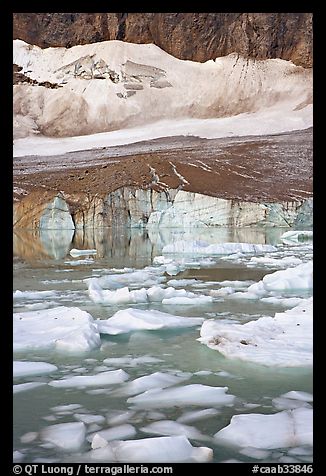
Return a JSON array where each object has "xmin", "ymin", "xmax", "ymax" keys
[{"xmin": 13, "ymin": 13, "xmax": 312, "ymax": 68}]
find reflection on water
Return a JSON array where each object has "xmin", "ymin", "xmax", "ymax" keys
[{"xmin": 14, "ymin": 226, "xmax": 286, "ymax": 262}]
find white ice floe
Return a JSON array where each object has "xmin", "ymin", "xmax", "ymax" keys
[
  {"xmin": 96, "ymin": 308, "xmax": 204, "ymax": 335},
  {"xmin": 89, "ymin": 268, "xmax": 165, "ymax": 289},
  {"xmin": 40, "ymin": 422, "xmax": 86, "ymax": 451},
  {"xmin": 88, "ymin": 279, "xmax": 211, "ymax": 305},
  {"xmin": 49, "ymin": 369, "xmax": 129, "ymax": 388},
  {"xmin": 70, "ymin": 248, "xmax": 97, "ymax": 257},
  {"xmin": 13, "ymin": 451, "xmax": 25, "ymax": 463},
  {"xmin": 85, "ymin": 435, "xmax": 213, "ymax": 462},
  {"xmin": 20, "ymin": 432, "xmax": 38, "ymax": 444},
  {"xmin": 64, "ymin": 259, "xmax": 94, "ymax": 265},
  {"xmin": 162, "ymin": 240, "xmax": 277, "ymax": 255},
  {"xmin": 74, "ymin": 414, "xmax": 106, "ymax": 425},
  {"xmin": 13, "ymin": 382, "xmax": 46, "ymax": 394},
  {"xmin": 106, "ymin": 411, "xmax": 136, "ymax": 426},
  {"xmin": 140, "ymin": 420, "xmax": 209, "ymax": 441},
  {"xmin": 214, "ymin": 408, "xmax": 313, "ymax": 449},
  {"xmin": 51, "ymin": 404, "xmax": 83, "ymax": 413},
  {"xmin": 260, "ymin": 297, "xmax": 305, "ymax": 307},
  {"xmin": 230, "ymin": 261, "xmax": 313, "ymax": 299},
  {"xmin": 13, "ymin": 306, "xmax": 101, "ymax": 352},
  {"xmin": 13, "ymin": 361, "xmax": 58, "ymax": 378},
  {"xmin": 103, "ymin": 355, "xmax": 163, "ymax": 367},
  {"xmin": 198, "ymin": 298, "xmax": 313, "ymax": 367},
  {"xmin": 248, "ymin": 256, "xmax": 303, "ymax": 268},
  {"xmin": 162, "ymin": 296, "xmax": 213, "ymax": 305},
  {"xmin": 115, "ymin": 371, "xmax": 188, "ymax": 396},
  {"xmin": 14, "ymin": 290, "xmax": 57, "ymax": 300},
  {"xmin": 281, "ymin": 231, "xmax": 313, "ymax": 244},
  {"xmin": 272, "ymin": 397, "xmax": 312, "ymax": 411},
  {"xmin": 88, "ymin": 424, "xmax": 136, "ymax": 443},
  {"xmin": 127, "ymin": 384, "xmax": 235, "ymax": 408},
  {"xmin": 167, "ymin": 279, "xmax": 202, "ymax": 287},
  {"xmin": 281, "ymin": 391, "xmax": 313, "ymax": 402},
  {"xmin": 177, "ymin": 408, "xmax": 220, "ymax": 424},
  {"xmin": 239, "ymin": 447, "xmax": 270, "ymax": 460}
]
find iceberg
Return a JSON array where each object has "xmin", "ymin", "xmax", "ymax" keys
[
  {"xmin": 70, "ymin": 248, "xmax": 97, "ymax": 257},
  {"xmin": 85, "ymin": 435, "xmax": 213, "ymax": 462},
  {"xmin": 13, "ymin": 306, "xmax": 101, "ymax": 352},
  {"xmin": 127, "ymin": 384, "xmax": 235, "ymax": 408},
  {"xmin": 198, "ymin": 298, "xmax": 313, "ymax": 366},
  {"xmin": 13, "ymin": 361, "xmax": 58, "ymax": 378},
  {"xmin": 214, "ymin": 408, "xmax": 313, "ymax": 449},
  {"xmin": 49, "ymin": 369, "xmax": 129, "ymax": 388},
  {"xmin": 40, "ymin": 422, "xmax": 86, "ymax": 451},
  {"xmin": 97, "ymin": 308, "xmax": 204, "ymax": 335}
]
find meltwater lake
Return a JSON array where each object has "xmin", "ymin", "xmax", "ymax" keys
[{"xmin": 13, "ymin": 226, "xmax": 313, "ymax": 464}]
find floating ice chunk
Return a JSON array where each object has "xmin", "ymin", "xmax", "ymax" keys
[
  {"xmin": 13, "ymin": 307, "xmax": 101, "ymax": 352},
  {"xmin": 177, "ymin": 408, "xmax": 220, "ymax": 424},
  {"xmin": 261, "ymin": 297, "xmax": 304, "ymax": 307},
  {"xmin": 51, "ymin": 404, "xmax": 82, "ymax": 413},
  {"xmin": 20, "ymin": 432, "xmax": 38, "ymax": 444},
  {"xmin": 88, "ymin": 424, "xmax": 136, "ymax": 443},
  {"xmin": 74, "ymin": 414, "xmax": 106, "ymax": 425},
  {"xmin": 103, "ymin": 355, "xmax": 163, "ymax": 367},
  {"xmin": 64, "ymin": 259, "xmax": 94, "ymax": 265},
  {"xmin": 40, "ymin": 422, "xmax": 86, "ymax": 451},
  {"xmin": 162, "ymin": 295, "xmax": 213, "ymax": 305},
  {"xmin": 21, "ymin": 301, "xmax": 58, "ymax": 311},
  {"xmin": 167, "ymin": 279, "xmax": 202, "ymax": 287},
  {"xmin": 293, "ymin": 408, "xmax": 313, "ymax": 446},
  {"xmin": 272, "ymin": 397, "xmax": 312, "ymax": 411},
  {"xmin": 217, "ymin": 280, "xmax": 254, "ymax": 288},
  {"xmin": 248, "ymin": 256, "xmax": 303, "ymax": 268},
  {"xmin": 106, "ymin": 411, "xmax": 136, "ymax": 426},
  {"xmin": 281, "ymin": 231, "xmax": 313, "ymax": 244},
  {"xmin": 153, "ymin": 256, "xmax": 174, "ymax": 265},
  {"xmin": 49, "ymin": 369, "xmax": 129, "ymax": 388},
  {"xmin": 116, "ymin": 371, "xmax": 188, "ymax": 397},
  {"xmin": 13, "ymin": 382, "xmax": 46, "ymax": 394},
  {"xmin": 240, "ymin": 447, "xmax": 270, "ymax": 460},
  {"xmin": 91, "ymin": 434, "xmax": 108, "ymax": 450},
  {"xmin": 13, "ymin": 290, "xmax": 57, "ymax": 300},
  {"xmin": 92, "ymin": 268, "xmax": 165, "ymax": 289},
  {"xmin": 214, "ymin": 408, "xmax": 313, "ymax": 449},
  {"xmin": 87, "ymin": 435, "xmax": 213, "ymax": 462},
  {"xmin": 248, "ymin": 261, "xmax": 313, "ymax": 295},
  {"xmin": 127, "ymin": 384, "xmax": 235, "ymax": 408},
  {"xmin": 140, "ymin": 420, "xmax": 209, "ymax": 441},
  {"xmin": 88, "ymin": 279, "xmax": 209, "ymax": 306},
  {"xmin": 281, "ymin": 391, "xmax": 313, "ymax": 402},
  {"xmin": 13, "ymin": 361, "xmax": 58, "ymax": 378},
  {"xmin": 97, "ymin": 308, "xmax": 204, "ymax": 335},
  {"xmin": 193, "ymin": 370, "xmax": 213, "ymax": 376},
  {"xmin": 70, "ymin": 248, "xmax": 97, "ymax": 257},
  {"xmin": 287, "ymin": 446, "xmax": 313, "ymax": 456},
  {"xmin": 199, "ymin": 298, "xmax": 313, "ymax": 367},
  {"xmin": 162, "ymin": 240, "xmax": 277, "ymax": 255},
  {"xmin": 210, "ymin": 287, "xmax": 235, "ymax": 296},
  {"xmin": 13, "ymin": 451, "xmax": 25, "ymax": 462}
]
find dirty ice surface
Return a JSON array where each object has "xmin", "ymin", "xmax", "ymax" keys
[{"xmin": 13, "ymin": 226, "xmax": 313, "ymax": 463}]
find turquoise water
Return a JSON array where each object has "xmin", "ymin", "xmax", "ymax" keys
[{"xmin": 13, "ymin": 227, "xmax": 313, "ymax": 463}]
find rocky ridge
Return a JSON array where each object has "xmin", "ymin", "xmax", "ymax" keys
[{"xmin": 13, "ymin": 13, "xmax": 312, "ymax": 68}]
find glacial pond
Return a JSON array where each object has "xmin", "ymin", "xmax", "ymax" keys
[{"xmin": 13, "ymin": 226, "xmax": 313, "ymax": 464}]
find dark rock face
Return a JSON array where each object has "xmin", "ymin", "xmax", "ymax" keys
[{"xmin": 13, "ymin": 13, "xmax": 312, "ymax": 67}]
